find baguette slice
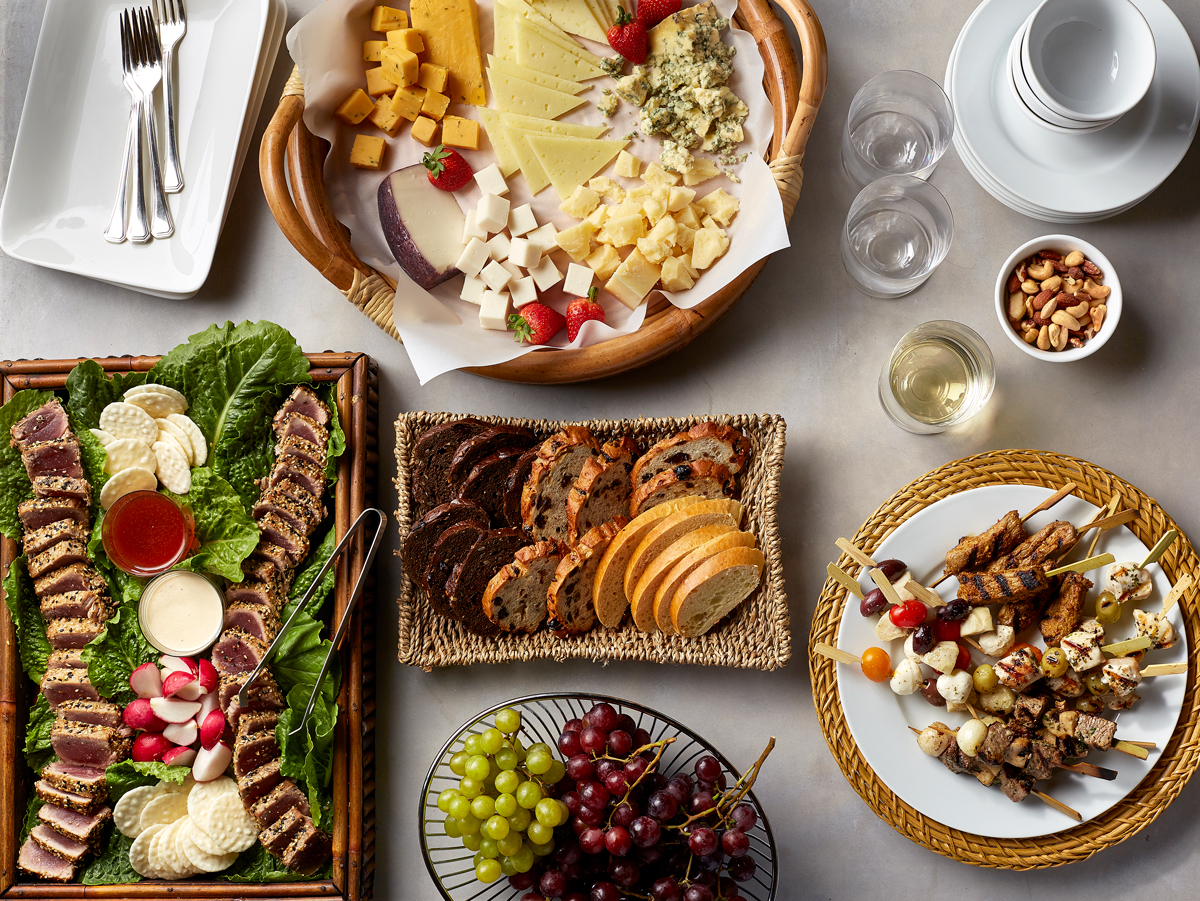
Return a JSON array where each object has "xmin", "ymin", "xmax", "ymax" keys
[
  {"xmin": 629, "ymin": 523, "xmax": 735, "ymax": 632},
  {"xmin": 566, "ymin": 437, "xmax": 638, "ymax": 545},
  {"xmin": 655, "ymin": 531, "xmax": 759, "ymax": 632},
  {"xmin": 670, "ymin": 546, "xmax": 766, "ymax": 638},
  {"xmin": 521, "ymin": 426, "xmax": 600, "ymax": 541},
  {"xmin": 624, "ymin": 498, "xmax": 743, "ymax": 600},
  {"xmin": 631, "ymin": 422, "xmax": 751, "ymax": 486},
  {"xmin": 547, "ymin": 519, "xmax": 626, "ymax": 633},
  {"xmin": 629, "ymin": 460, "xmax": 737, "ymax": 519},
  {"xmin": 592, "ymin": 496, "xmax": 708, "ymax": 627},
  {"xmin": 482, "ymin": 540, "xmax": 563, "ymax": 633}
]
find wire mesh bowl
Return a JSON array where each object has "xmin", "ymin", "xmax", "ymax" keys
[{"xmin": 420, "ymin": 693, "xmax": 778, "ymax": 900}]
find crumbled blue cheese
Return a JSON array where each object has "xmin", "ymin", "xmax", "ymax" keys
[{"xmin": 598, "ymin": 91, "xmax": 619, "ymax": 117}]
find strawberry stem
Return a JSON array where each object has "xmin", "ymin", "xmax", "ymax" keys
[{"xmin": 506, "ymin": 313, "xmax": 533, "ymax": 344}]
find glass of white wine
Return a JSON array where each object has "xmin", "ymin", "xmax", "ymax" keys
[{"xmin": 879, "ymin": 321, "xmax": 995, "ymax": 434}]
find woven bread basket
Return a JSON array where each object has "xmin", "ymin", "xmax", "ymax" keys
[
  {"xmin": 809, "ymin": 450, "xmax": 1200, "ymax": 869},
  {"xmin": 260, "ymin": 0, "xmax": 828, "ymax": 383},
  {"xmin": 395, "ymin": 412, "xmax": 788, "ymax": 669}
]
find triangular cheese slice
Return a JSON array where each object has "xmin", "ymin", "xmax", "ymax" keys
[
  {"xmin": 503, "ymin": 126, "xmax": 553, "ymax": 194},
  {"xmin": 583, "ymin": 0, "xmax": 613, "ymax": 29},
  {"xmin": 599, "ymin": 0, "xmax": 619, "ymax": 26},
  {"xmin": 530, "ymin": 0, "xmax": 608, "ymax": 43},
  {"xmin": 517, "ymin": 23, "xmax": 606, "ymax": 80},
  {"xmin": 494, "ymin": 5, "xmax": 519, "ymax": 63},
  {"xmin": 487, "ymin": 55, "xmax": 589, "ymax": 95},
  {"xmin": 477, "ymin": 108, "xmax": 522, "ymax": 177},
  {"xmin": 526, "ymin": 133, "xmax": 630, "ymax": 199},
  {"xmin": 487, "ymin": 70, "xmax": 588, "ymax": 118},
  {"xmin": 501, "ymin": 111, "xmax": 609, "ymax": 138},
  {"xmin": 496, "ymin": 0, "xmax": 570, "ymax": 39}
]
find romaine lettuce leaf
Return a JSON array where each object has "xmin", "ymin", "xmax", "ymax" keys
[
  {"xmin": 24, "ymin": 693, "xmax": 55, "ymax": 772},
  {"xmin": 81, "ymin": 601, "xmax": 155, "ymax": 707},
  {"xmin": 0, "ymin": 389, "xmax": 56, "ymax": 540},
  {"xmin": 284, "ymin": 524, "xmax": 337, "ymax": 620},
  {"xmin": 3, "ymin": 554, "xmax": 51, "ymax": 682},
  {"xmin": 222, "ymin": 843, "xmax": 311, "ymax": 882},
  {"xmin": 104, "ymin": 759, "xmax": 191, "ymax": 802},
  {"xmin": 63, "ymin": 359, "xmax": 150, "ymax": 430},
  {"xmin": 164, "ymin": 467, "xmax": 259, "ymax": 582},
  {"xmin": 20, "ymin": 794, "xmax": 43, "ymax": 842},
  {"xmin": 319, "ymin": 382, "xmax": 346, "ymax": 485},
  {"xmin": 80, "ymin": 830, "xmax": 139, "ymax": 885}
]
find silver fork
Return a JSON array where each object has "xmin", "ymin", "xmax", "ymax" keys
[
  {"xmin": 131, "ymin": 7, "xmax": 174, "ymax": 238},
  {"xmin": 154, "ymin": 0, "xmax": 185, "ymax": 193},
  {"xmin": 104, "ymin": 11, "xmax": 150, "ymax": 244}
]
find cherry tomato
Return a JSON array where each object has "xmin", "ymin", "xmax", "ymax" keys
[
  {"xmin": 889, "ymin": 600, "xmax": 927, "ymax": 630},
  {"xmin": 1010, "ymin": 642, "xmax": 1042, "ymax": 663},
  {"xmin": 860, "ymin": 647, "xmax": 892, "ymax": 683},
  {"xmin": 954, "ymin": 643, "xmax": 972, "ymax": 673},
  {"xmin": 933, "ymin": 619, "xmax": 961, "ymax": 642}
]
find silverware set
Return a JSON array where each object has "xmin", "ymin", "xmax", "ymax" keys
[{"xmin": 105, "ymin": 1, "xmax": 187, "ymax": 245}]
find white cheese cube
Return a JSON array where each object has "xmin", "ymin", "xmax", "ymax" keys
[
  {"xmin": 459, "ymin": 275, "xmax": 486, "ymax": 304},
  {"xmin": 478, "ymin": 290, "xmax": 511, "ymax": 330},
  {"xmin": 529, "ymin": 255, "xmax": 563, "ymax": 292},
  {"xmin": 456, "ymin": 237, "xmax": 490, "ymax": 277},
  {"xmin": 509, "ymin": 276, "xmax": 539, "ymax": 308},
  {"xmin": 462, "ymin": 210, "xmax": 486, "ymax": 243},
  {"xmin": 474, "ymin": 163, "xmax": 509, "ymax": 196},
  {"xmin": 526, "ymin": 223, "xmax": 559, "ymax": 257},
  {"xmin": 481, "ymin": 259, "xmax": 514, "ymax": 292},
  {"xmin": 476, "ymin": 193, "xmax": 511, "ymax": 234},
  {"xmin": 486, "ymin": 233, "xmax": 511, "ymax": 261},
  {"xmin": 501, "ymin": 259, "xmax": 523, "ymax": 280},
  {"xmin": 508, "ymin": 203, "xmax": 538, "ymax": 236},
  {"xmin": 508, "ymin": 237, "xmax": 539, "ymax": 269},
  {"xmin": 563, "ymin": 262, "xmax": 594, "ymax": 297}
]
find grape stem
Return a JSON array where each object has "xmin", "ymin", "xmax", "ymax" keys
[
  {"xmin": 605, "ymin": 737, "xmax": 677, "ymax": 827},
  {"xmin": 678, "ymin": 736, "xmax": 776, "ymax": 829}
]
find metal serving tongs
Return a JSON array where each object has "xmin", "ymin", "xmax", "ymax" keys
[{"xmin": 236, "ymin": 508, "xmax": 387, "ymax": 737}]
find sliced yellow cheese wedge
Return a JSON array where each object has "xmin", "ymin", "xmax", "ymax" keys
[
  {"xmin": 496, "ymin": 0, "xmax": 570, "ymax": 39},
  {"xmin": 530, "ymin": 0, "xmax": 608, "ymax": 43},
  {"xmin": 487, "ymin": 54, "xmax": 589, "ymax": 95},
  {"xmin": 501, "ymin": 111, "xmax": 609, "ymax": 137},
  {"xmin": 504, "ymin": 126, "xmax": 553, "ymax": 194},
  {"xmin": 488, "ymin": 70, "xmax": 588, "ymax": 118},
  {"xmin": 477, "ymin": 108, "xmax": 523, "ymax": 177},
  {"xmin": 410, "ymin": 0, "xmax": 486, "ymax": 105},
  {"xmin": 517, "ymin": 23, "xmax": 606, "ymax": 80},
  {"xmin": 494, "ymin": 5, "xmax": 519, "ymax": 62},
  {"xmin": 526, "ymin": 133, "xmax": 630, "ymax": 200}
]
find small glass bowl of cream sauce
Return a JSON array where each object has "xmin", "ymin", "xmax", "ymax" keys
[{"xmin": 138, "ymin": 570, "xmax": 225, "ymax": 657}]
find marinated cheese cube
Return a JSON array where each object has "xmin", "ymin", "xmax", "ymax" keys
[
  {"xmin": 526, "ymin": 223, "xmax": 559, "ymax": 257},
  {"xmin": 371, "ymin": 6, "xmax": 408, "ymax": 31},
  {"xmin": 510, "ymin": 276, "xmax": 539, "ymax": 308},
  {"xmin": 481, "ymin": 259, "xmax": 514, "ymax": 292},
  {"xmin": 479, "ymin": 290, "xmax": 512, "ymax": 330},
  {"xmin": 420, "ymin": 89, "xmax": 451, "ymax": 120},
  {"xmin": 476, "ymin": 193, "xmax": 510, "ymax": 234},
  {"xmin": 418, "ymin": 63, "xmax": 450, "ymax": 94},
  {"xmin": 560, "ymin": 186, "xmax": 601, "ymax": 219},
  {"xmin": 615, "ymin": 150, "xmax": 641, "ymax": 178},
  {"xmin": 411, "ymin": 115, "xmax": 440, "ymax": 147},
  {"xmin": 683, "ymin": 158, "xmax": 721, "ymax": 186},
  {"xmin": 642, "ymin": 163, "xmax": 681, "ymax": 187},
  {"xmin": 696, "ymin": 189, "xmax": 740, "ymax": 227},
  {"xmin": 660, "ymin": 256, "xmax": 695, "ymax": 292},
  {"xmin": 563, "ymin": 263, "xmax": 594, "ymax": 297},
  {"xmin": 508, "ymin": 237, "xmax": 539, "ymax": 269},
  {"xmin": 460, "ymin": 274, "xmax": 486, "ymax": 304},
  {"xmin": 605, "ymin": 249, "xmax": 661, "ymax": 310},
  {"xmin": 556, "ymin": 221, "xmax": 596, "ymax": 262},
  {"xmin": 387, "ymin": 29, "xmax": 425, "ymax": 54},
  {"xmin": 691, "ymin": 227, "xmax": 730, "ymax": 270},
  {"xmin": 335, "ymin": 89, "xmax": 375, "ymax": 125},
  {"xmin": 363, "ymin": 40, "xmax": 388, "ymax": 62},
  {"xmin": 457, "ymin": 238, "xmax": 490, "ymax": 277},
  {"xmin": 636, "ymin": 217, "xmax": 678, "ymax": 264},
  {"xmin": 463, "ymin": 210, "xmax": 486, "ymax": 243},
  {"xmin": 529, "ymin": 256, "xmax": 563, "ymax": 292},
  {"xmin": 441, "ymin": 116, "xmax": 479, "ymax": 150},
  {"xmin": 508, "ymin": 204, "xmax": 538, "ymax": 237},
  {"xmin": 389, "ymin": 85, "xmax": 426, "ymax": 122},
  {"xmin": 474, "ymin": 164, "xmax": 509, "ymax": 196},
  {"xmin": 585, "ymin": 245, "xmax": 621, "ymax": 281},
  {"xmin": 365, "ymin": 66, "xmax": 394, "ymax": 96},
  {"xmin": 349, "ymin": 135, "xmax": 387, "ymax": 170},
  {"xmin": 668, "ymin": 186, "xmax": 697, "ymax": 213},
  {"xmin": 597, "ymin": 215, "xmax": 645, "ymax": 249},
  {"xmin": 367, "ymin": 95, "xmax": 404, "ymax": 136},
  {"xmin": 486, "ymin": 233, "xmax": 511, "ymax": 261},
  {"xmin": 381, "ymin": 45, "xmax": 419, "ymax": 87}
]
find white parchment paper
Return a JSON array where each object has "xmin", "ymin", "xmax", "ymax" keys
[{"xmin": 287, "ymin": 0, "xmax": 788, "ymax": 383}]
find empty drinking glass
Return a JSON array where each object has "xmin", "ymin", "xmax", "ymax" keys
[
  {"xmin": 879, "ymin": 321, "xmax": 996, "ymax": 434},
  {"xmin": 841, "ymin": 175, "xmax": 954, "ymax": 297},
  {"xmin": 842, "ymin": 70, "xmax": 955, "ymax": 187}
]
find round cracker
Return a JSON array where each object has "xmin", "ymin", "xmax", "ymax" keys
[
  {"xmin": 156, "ymin": 430, "xmax": 191, "ymax": 466},
  {"xmin": 181, "ymin": 819, "xmax": 239, "ymax": 873},
  {"xmin": 126, "ymin": 383, "xmax": 188, "ymax": 411},
  {"xmin": 156, "ymin": 418, "xmax": 194, "ymax": 465},
  {"xmin": 166, "ymin": 414, "xmax": 207, "ymax": 466},
  {"xmin": 103, "ymin": 437, "xmax": 155, "ymax": 475},
  {"xmin": 149, "ymin": 820, "xmax": 184, "ymax": 880},
  {"xmin": 187, "ymin": 815, "xmax": 229, "ymax": 857},
  {"xmin": 113, "ymin": 784, "xmax": 162, "ymax": 838},
  {"xmin": 186, "ymin": 776, "xmax": 237, "ymax": 824},
  {"xmin": 99, "ymin": 402, "xmax": 158, "ymax": 444},
  {"xmin": 139, "ymin": 788, "xmax": 190, "ymax": 832},
  {"xmin": 196, "ymin": 792, "xmax": 259, "ymax": 854},
  {"xmin": 99, "ymin": 466, "xmax": 158, "ymax": 510},
  {"xmin": 89, "ymin": 428, "xmax": 115, "ymax": 447},
  {"xmin": 154, "ymin": 441, "xmax": 191, "ymax": 494},
  {"xmin": 130, "ymin": 822, "xmax": 165, "ymax": 878},
  {"xmin": 125, "ymin": 389, "xmax": 187, "ymax": 418},
  {"xmin": 171, "ymin": 817, "xmax": 203, "ymax": 878}
]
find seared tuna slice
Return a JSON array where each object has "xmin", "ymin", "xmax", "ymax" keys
[
  {"xmin": 40, "ymin": 668, "xmax": 100, "ymax": 707},
  {"xmin": 28, "ymin": 540, "xmax": 90, "ymax": 579},
  {"xmin": 220, "ymin": 672, "xmax": 284, "ymax": 729},
  {"xmin": 264, "ymin": 457, "xmax": 326, "ymax": 499},
  {"xmin": 22, "ymin": 437, "xmax": 84, "ymax": 481},
  {"xmin": 46, "ymin": 617, "xmax": 105, "ymax": 650},
  {"xmin": 233, "ymin": 732, "xmax": 280, "ymax": 778},
  {"xmin": 17, "ymin": 836, "xmax": 76, "ymax": 881},
  {"xmin": 41, "ymin": 761, "xmax": 107, "ymax": 797},
  {"xmin": 253, "ymin": 488, "xmax": 322, "ymax": 537},
  {"xmin": 276, "ymin": 412, "xmax": 329, "ymax": 449},
  {"xmin": 51, "ymin": 721, "xmax": 129, "ymax": 768},
  {"xmin": 282, "ymin": 819, "xmax": 333, "ymax": 875},
  {"xmin": 225, "ymin": 580, "xmax": 284, "ymax": 611},
  {"xmin": 224, "ymin": 601, "xmax": 280, "ymax": 644},
  {"xmin": 35, "ymin": 563, "xmax": 107, "ymax": 598},
  {"xmin": 256, "ymin": 512, "xmax": 309, "ymax": 565},
  {"xmin": 38, "ymin": 802, "xmax": 111, "ymax": 844},
  {"xmin": 212, "ymin": 628, "xmax": 269, "ymax": 676},
  {"xmin": 23, "ymin": 520, "xmax": 89, "ymax": 557},
  {"xmin": 273, "ymin": 386, "xmax": 330, "ymax": 431},
  {"xmin": 240, "ymin": 558, "xmax": 293, "ymax": 597},
  {"xmin": 235, "ymin": 711, "xmax": 280, "ymax": 743},
  {"xmin": 251, "ymin": 780, "xmax": 310, "ymax": 828},
  {"xmin": 18, "ymin": 498, "xmax": 88, "ymax": 531},
  {"xmin": 47, "ymin": 649, "xmax": 86, "ymax": 670},
  {"xmin": 57, "ymin": 699, "xmax": 123, "ymax": 729},
  {"xmin": 30, "ymin": 823, "xmax": 90, "ymax": 863},
  {"xmin": 250, "ymin": 540, "xmax": 293, "ymax": 580},
  {"xmin": 260, "ymin": 807, "xmax": 307, "ymax": 857},
  {"xmin": 276, "ymin": 434, "xmax": 326, "ymax": 470},
  {"xmin": 10, "ymin": 399, "xmax": 70, "ymax": 448},
  {"xmin": 270, "ymin": 479, "xmax": 325, "ymax": 527},
  {"xmin": 41, "ymin": 591, "xmax": 108, "ymax": 622},
  {"xmin": 35, "ymin": 780, "xmax": 103, "ymax": 813},
  {"xmin": 31, "ymin": 475, "xmax": 92, "ymax": 505},
  {"xmin": 238, "ymin": 759, "xmax": 284, "ymax": 804}
]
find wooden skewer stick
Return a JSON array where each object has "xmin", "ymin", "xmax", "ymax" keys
[
  {"xmin": 1117, "ymin": 739, "xmax": 1156, "ymax": 749},
  {"xmin": 1162, "ymin": 571, "xmax": 1193, "ymax": 616},
  {"xmin": 869, "ymin": 568, "xmax": 904, "ymax": 607},
  {"xmin": 1061, "ymin": 761, "xmax": 1118, "ymax": 781},
  {"xmin": 962, "ymin": 635, "xmax": 984, "ymax": 653},
  {"xmin": 1032, "ymin": 789, "xmax": 1083, "ymax": 821},
  {"xmin": 1046, "ymin": 552, "xmax": 1115, "ymax": 578},
  {"xmin": 813, "ymin": 642, "xmax": 861, "ymax": 665},
  {"xmin": 1078, "ymin": 508, "xmax": 1137, "ymax": 534},
  {"xmin": 1140, "ymin": 530, "xmax": 1180, "ymax": 570},
  {"xmin": 827, "ymin": 562, "xmax": 864, "ymax": 600},
  {"xmin": 1113, "ymin": 740, "xmax": 1151, "ymax": 759},
  {"xmin": 1085, "ymin": 495, "xmax": 1121, "ymax": 559},
  {"xmin": 1021, "ymin": 482, "xmax": 1078, "ymax": 524},
  {"xmin": 835, "ymin": 537, "xmax": 876, "ymax": 571},
  {"xmin": 1102, "ymin": 635, "xmax": 1153, "ymax": 656},
  {"xmin": 1142, "ymin": 662, "xmax": 1188, "ymax": 677},
  {"xmin": 901, "ymin": 577, "xmax": 945, "ymax": 608}
]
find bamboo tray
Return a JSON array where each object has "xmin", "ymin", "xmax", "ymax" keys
[
  {"xmin": 260, "ymin": 0, "xmax": 828, "ymax": 384},
  {"xmin": 395, "ymin": 411, "xmax": 788, "ymax": 669},
  {"xmin": 809, "ymin": 450, "xmax": 1200, "ymax": 869},
  {"xmin": 0, "ymin": 353, "xmax": 380, "ymax": 900}
]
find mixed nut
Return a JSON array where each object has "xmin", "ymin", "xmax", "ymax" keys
[{"xmin": 1005, "ymin": 249, "xmax": 1111, "ymax": 352}]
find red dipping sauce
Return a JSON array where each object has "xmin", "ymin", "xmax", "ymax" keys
[{"xmin": 102, "ymin": 490, "xmax": 195, "ymax": 576}]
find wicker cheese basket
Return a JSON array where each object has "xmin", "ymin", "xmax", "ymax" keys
[{"xmin": 260, "ymin": 0, "xmax": 828, "ymax": 383}]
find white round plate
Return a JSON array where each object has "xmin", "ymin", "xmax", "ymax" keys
[
  {"xmin": 836, "ymin": 484, "xmax": 1188, "ymax": 839},
  {"xmin": 946, "ymin": 0, "xmax": 1199, "ymax": 217}
]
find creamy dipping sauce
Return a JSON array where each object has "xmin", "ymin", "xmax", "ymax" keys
[{"xmin": 138, "ymin": 570, "xmax": 224, "ymax": 656}]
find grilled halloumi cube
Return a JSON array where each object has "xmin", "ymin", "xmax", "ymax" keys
[
  {"xmin": 1061, "ymin": 627, "xmax": 1105, "ymax": 672},
  {"xmin": 1106, "ymin": 691, "xmax": 1140, "ymax": 711},
  {"xmin": 1101, "ymin": 656, "xmax": 1142, "ymax": 697},
  {"xmin": 994, "ymin": 646, "xmax": 1044, "ymax": 691},
  {"xmin": 1047, "ymin": 668, "xmax": 1086, "ymax": 698},
  {"xmin": 1133, "ymin": 608, "xmax": 1177, "ymax": 650},
  {"xmin": 1104, "ymin": 563, "xmax": 1152, "ymax": 602}
]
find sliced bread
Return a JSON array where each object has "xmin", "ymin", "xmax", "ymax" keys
[
  {"xmin": 670, "ymin": 546, "xmax": 765, "ymax": 637},
  {"xmin": 410, "ymin": 417, "xmax": 489, "ymax": 507},
  {"xmin": 631, "ymin": 423, "xmax": 751, "ymax": 487},
  {"xmin": 423, "ymin": 521, "xmax": 486, "ymax": 619},
  {"xmin": 655, "ymin": 531, "xmax": 760, "ymax": 632},
  {"xmin": 629, "ymin": 523, "xmax": 736, "ymax": 632},
  {"xmin": 547, "ymin": 519, "xmax": 626, "ymax": 634},
  {"xmin": 482, "ymin": 540, "xmax": 563, "ymax": 633},
  {"xmin": 629, "ymin": 460, "xmax": 738, "ymax": 519},
  {"xmin": 624, "ymin": 498, "xmax": 744, "ymax": 600},
  {"xmin": 448, "ymin": 425, "xmax": 538, "ymax": 484},
  {"xmin": 521, "ymin": 426, "xmax": 600, "ymax": 541},
  {"xmin": 401, "ymin": 500, "xmax": 489, "ymax": 585},
  {"xmin": 502, "ymin": 447, "xmax": 540, "ymax": 528},
  {"xmin": 566, "ymin": 437, "xmax": 639, "ymax": 545},
  {"xmin": 591, "ymin": 496, "xmax": 709, "ymax": 628},
  {"xmin": 455, "ymin": 448, "xmax": 525, "ymax": 522},
  {"xmin": 447, "ymin": 528, "xmax": 532, "ymax": 636}
]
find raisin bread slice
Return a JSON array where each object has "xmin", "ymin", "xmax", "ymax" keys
[
  {"xmin": 482, "ymin": 540, "xmax": 563, "ymax": 633},
  {"xmin": 410, "ymin": 418, "xmax": 489, "ymax": 507},
  {"xmin": 447, "ymin": 528, "xmax": 532, "ymax": 636},
  {"xmin": 548, "ymin": 519, "xmax": 626, "ymax": 634},
  {"xmin": 448, "ymin": 425, "xmax": 538, "ymax": 484},
  {"xmin": 502, "ymin": 447, "xmax": 540, "ymax": 529},
  {"xmin": 423, "ymin": 522, "xmax": 486, "ymax": 619},
  {"xmin": 565, "ymin": 437, "xmax": 639, "ymax": 546},
  {"xmin": 629, "ymin": 460, "xmax": 737, "ymax": 519},
  {"xmin": 401, "ymin": 500, "xmax": 489, "ymax": 586},
  {"xmin": 631, "ymin": 423, "xmax": 750, "ymax": 488},
  {"xmin": 456, "ymin": 449, "xmax": 525, "ymax": 522},
  {"xmin": 521, "ymin": 427, "xmax": 600, "ymax": 541}
]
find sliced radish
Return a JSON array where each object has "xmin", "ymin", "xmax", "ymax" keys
[
  {"xmin": 196, "ymin": 658, "xmax": 218, "ymax": 694},
  {"xmin": 162, "ymin": 746, "xmax": 197, "ymax": 767},
  {"xmin": 149, "ymin": 696, "xmax": 202, "ymax": 724},
  {"xmin": 199, "ymin": 710, "xmax": 226, "ymax": 751},
  {"xmin": 129, "ymin": 663, "xmax": 163, "ymax": 699},
  {"xmin": 132, "ymin": 731, "xmax": 173, "ymax": 763},
  {"xmin": 159, "ymin": 655, "xmax": 197, "ymax": 676},
  {"xmin": 123, "ymin": 697, "xmax": 168, "ymax": 732},
  {"xmin": 163, "ymin": 720, "xmax": 199, "ymax": 746},
  {"xmin": 162, "ymin": 670, "xmax": 201, "ymax": 700},
  {"xmin": 195, "ymin": 691, "xmax": 219, "ymax": 726},
  {"xmin": 191, "ymin": 741, "xmax": 232, "ymax": 782}
]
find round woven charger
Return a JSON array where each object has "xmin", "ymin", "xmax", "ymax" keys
[{"xmin": 808, "ymin": 449, "xmax": 1200, "ymax": 869}]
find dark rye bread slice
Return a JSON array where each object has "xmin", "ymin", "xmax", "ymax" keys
[
  {"xmin": 566, "ymin": 437, "xmax": 639, "ymax": 545},
  {"xmin": 521, "ymin": 427, "xmax": 600, "ymax": 541},
  {"xmin": 401, "ymin": 500, "xmax": 490, "ymax": 586},
  {"xmin": 547, "ymin": 519, "xmax": 626, "ymax": 634},
  {"xmin": 423, "ymin": 521, "xmax": 486, "ymax": 619},
  {"xmin": 482, "ymin": 540, "xmax": 563, "ymax": 633},
  {"xmin": 455, "ymin": 448, "xmax": 525, "ymax": 522},
  {"xmin": 447, "ymin": 528, "xmax": 532, "ymax": 636},
  {"xmin": 629, "ymin": 460, "xmax": 738, "ymax": 518},
  {"xmin": 631, "ymin": 422, "xmax": 751, "ymax": 487},
  {"xmin": 447, "ymin": 425, "xmax": 538, "ymax": 484},
  {"xmin": 410, "ymin": 417, "xmax": 489, "ymax": 508},
  {"xmin": 502, "ymin": 447, "xmax": 540, "ymax": 528}
]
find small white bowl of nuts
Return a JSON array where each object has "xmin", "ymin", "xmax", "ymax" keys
[{"xmin": 995, "ymin": 235, "xmax": 1121, "ymax": 362}]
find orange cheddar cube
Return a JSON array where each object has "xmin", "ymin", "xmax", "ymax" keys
[
  {"xmin": 380, "ymin": 45, "xmax": 420, "ymax": 87},
  {"xmin": 367, "ymin": 94, "xmax": 404, "ymax": 136},
  {"xmin": 411, "ymin": 115, "xmax": 440, "ymax": 147},
  {"xmin": 350, "ymin": 135, "xmax": 386, "ymax": 170},
  {"xmin": 387, "ymin": 29, "xmax": 425, "ymax": 54},
  {"xmin": 389, "ymin": 85, "xmax": 427, "ymax": 122},
  {"xmin": 334, "ymin": 89, "xmax": 375, "ymax": 125},
  {"xmin": 420, "ymin": 89, "xmax": 450, "ymax": 120},
  {"xmin": 365, "ymin": 66, "xmax": 393, "ymax": 96},
  {"xmin": 418, "ymin": 63, "xmax": 450, "ymax": 94},
  {"xmin": 370, "ymin": 6, "xmax": 407, "ymax": 31},
  {"xmin": 441, "ymin": 116, "xmax": 479, "ymax": 150},
  {"xmin": 363, "ymin": 40, "xmax": 387, "ymax": 62}
]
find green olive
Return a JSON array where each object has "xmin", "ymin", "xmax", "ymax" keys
[
  {"xmin": 1096, "ymin": 594, "xmax": 1122, "ymax": 625},
  {"xmin": 972, "ymin": 664, "xmax": 999, "ymax": 693},
  {"xmin": 1040, "ymin": 647, "xmax": 1069, "ymax": 677},
  {"xmin": 1085, "ymin": 671, "xmax": 1109, "ymax": 695}
]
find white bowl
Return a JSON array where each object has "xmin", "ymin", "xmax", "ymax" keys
[
  {"xmin": 1007, "ymin": 24, "xmax": 1119, "ymax": 134},
  {"xmin": 994, "ymin": 235, "xmax": 1122, "ymax": 362},
  {"xmin": 1022, "ymin": 0, "xmax": 1156, "ymax": 122}
]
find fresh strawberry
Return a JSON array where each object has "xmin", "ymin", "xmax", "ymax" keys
[
  {"xmin": 607, "ymin": 7, "xmax": 647, "ymax": 65},
  {"xmin": 508, "ymin": 303, "xmax": 566, "ymax": 345},
  {"xmin": 422, "ymin": 144, "xmax": 473, "ymax": 192},
  {"xmin": 637, "ymin": 0, "xmax": 681, "ymax": 29},
  {"xmin": 566, "ymin": 287, "xmax": 606, "ymax": 342}
]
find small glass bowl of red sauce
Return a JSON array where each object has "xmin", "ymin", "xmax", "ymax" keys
[{"xmin": 102, "ymin": 490, "xmax": 196, "ymax": 576}]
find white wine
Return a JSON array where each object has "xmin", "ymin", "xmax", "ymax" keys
[{"xmin": 889, "ymin": 338, "xmax": 973, "ymax": 424}]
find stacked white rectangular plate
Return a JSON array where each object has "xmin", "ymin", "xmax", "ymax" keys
[
  {"xmin": 0, "ymin": 0, "xmax": 286, "ymax": 298},
  {"xmin": 945, "ymin": 0, "xmax": 1200, "ymax": 223}
]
